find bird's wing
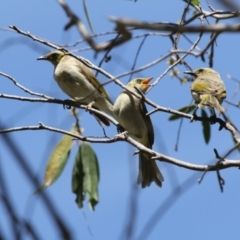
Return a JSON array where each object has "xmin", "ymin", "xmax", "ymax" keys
[
  {"xmin": 77, "ymin": 61, "xmax": 113, "ymax": 104},
  {"xmin": 197, "ymin": 75, "xmax": 226, "ymax": 96},
  {"xmin": 139, "ymin": 100, "xmax": 154, "ymax": 146}
]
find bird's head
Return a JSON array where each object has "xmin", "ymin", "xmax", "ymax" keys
[
  {"xmin": 37, "ymin": 50, "xmax": 65, "ymax": 67},
  {"xmin": 185, "ymin": 68, "xmax": 220, "ymax": 78},
  {"xmin": 127, "ymin": 78, "xmax": 152, "ymax": 94}
]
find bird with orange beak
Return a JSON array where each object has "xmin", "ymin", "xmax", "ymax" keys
[{"xmin": 113, "ymin": 78, "xmax": 164, "ymax": 188}]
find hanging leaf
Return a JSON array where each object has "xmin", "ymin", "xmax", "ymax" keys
[
  {"xmin": 169, "ymin": 105, "xmax": 196, "ymax": 121},
  {"xmin": 82, "ymin": 0, "xmax": 95, "ymax": 35},
  {"xmin": 34, "ymin": 131, "xmax": 74, "ymax": 194},
  {"xmin": 191, "ymin": 0, "xmax": 200, "ymax": 6},
  {"xmin": 232, "ymin": 138, "xmax": 240, "ymax": 152},
  {"xmin": 201, "ymin": 109, "xmax": 210, "ymax": 144},
  {"xmin": 72, "ymin": 142, "xmax": 99, "ymax": 211}
]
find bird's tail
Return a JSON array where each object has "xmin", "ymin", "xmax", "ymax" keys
[
  {"xmin": 102, "ymin": 99, "xmax": 114, "ymax": 116},
  {"xmin": 94, "ymin": 96, "xmax": 114, "ymax": 117},
  {"xmin": 137, "ymin": 152, "xmax": 164, "ymax": 188},
  {"xmin": 214, "ymin": 99, "xmax": 225, "ymax": 113},
  {"xmin": 199, "ymin": 94, "xmax": 225, "ymax": 113},
  {"xmin": 90, "ymin": 106, "xmax": 111, "ymax": 126}
]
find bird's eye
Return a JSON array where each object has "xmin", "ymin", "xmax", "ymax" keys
[
  {"xmin": 50, "ymin": 54, "xmax": 57, "ymax": 60},
  {"xmin": 136, "ymin": 79, "xmax": 141, "ymax": 84},
  {"xmin": 198, "ymin": 69, "xmax": 203, "ymax": 73}
]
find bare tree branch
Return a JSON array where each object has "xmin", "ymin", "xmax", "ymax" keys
[
  {"xmin": 0, "ymin": 123, "xmax": 239, "ymax": 172},
  {"xmin": 57, "ymin": 0, "xmax": 131, "ymax": 52}
]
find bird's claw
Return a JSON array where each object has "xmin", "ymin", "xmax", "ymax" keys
[
  {"xmin": 190, "ymin": 112, "xmax": 198, "ymax": 122},
  {"xmin": 209, "ymin": 114, "xmax": 217, "ymax": 125},
  {"xmin": 114, "ymin": 131, "xmax": 128, "ymax": 140},
  {"xmin": 116, "ymin": 124, "xmax": 125, "ymax": 134},
  {"xmin": 63, "ymin": 99, "xmax": 72, "ymax": 109},
  {"xmin": 86, "ymin": 101, "xmax": 95, "ymax": 111}
]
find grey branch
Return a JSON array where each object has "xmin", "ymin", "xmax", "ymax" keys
[
  {"xmin": 57, "ymin": 0, "xmax": 131, "ymax": 52},
  {"xmin": 109, "ymin": 17, "xmax": 240, "ymax": 33},
  {"xmin": 0, "ymin": 93, "xmax": 118, "ymax": 126},
  {"xmin": 0, "ymin": 123, "xmax": 239, "ymax": 172}
]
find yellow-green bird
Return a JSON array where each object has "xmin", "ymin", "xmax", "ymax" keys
[
  {"xmin": 37, "ymin": 50, "xmax": 113, "ymax": 125},
  {"xmin": 113, "ymin": 78, "xmax": 164, "ymax": 188},
  {"xmin": 185, "ymin": 68, "xmax": 227, "ymax": 117}
]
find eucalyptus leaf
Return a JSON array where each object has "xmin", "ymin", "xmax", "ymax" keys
[
  {"xmin": 82, "ymin": 0, "xmax": 94, "ymax": 35},
  {"xmin": 72, "ymin": 142, "xmax": 99, "ymax": 211},
  {"xmin": 169, "ymin": 105, "xmax": 196, "ymax": 121},
  {"xmin": 191, "ymin": 0, "xmax": 200, "ymax": 6},
  {"xmin": 201, "ymin": 109, "xmax": 210, "ymax": 144},
  {"xmin": 34, "ymin": 131, "xmax": 73, "ymax": 194},
  {"xmin": 232, "ymin": 138, "xmax": 240, "ymax": 152}
]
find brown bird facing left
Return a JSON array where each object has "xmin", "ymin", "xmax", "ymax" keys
[{"xmin": 38, "ymin": 50, "xmax": 113, "ymax": 126}]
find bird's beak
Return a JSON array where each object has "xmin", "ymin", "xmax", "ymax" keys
[
  {"xmin": 37, "ymin": 55, "xmax": 48, "ymax": 61},
  {"xmin": 142, "ymin": 77, "xmax": 153, "ymax": 87},
  {"xmin": 184, "ymin": 71, "xmax": 197, "ymax": 77}
]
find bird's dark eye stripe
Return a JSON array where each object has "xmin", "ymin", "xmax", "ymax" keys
[{"xmin": 215, "ymin": 89, "xmax": 226, "ymax": 93}]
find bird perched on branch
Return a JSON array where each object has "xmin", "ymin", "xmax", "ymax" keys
[
  {"xmin": 113, "ymin": 78, "xmax": 164, "ymax": 188},
  {"xmin": 37, "ymin": 50, "xmax": 113, "ymax": 126},
  {"xmin": 185, "ymin": 68, "xmax": 227, "ymax": 119}
]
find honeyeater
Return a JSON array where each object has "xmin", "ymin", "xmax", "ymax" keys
[
  {"xmin": 113, "ymin": 78, "xmax": 164, "ymax": 188},
  {"xmin": 38, "ymin": 50, "xmax": 113, "ymax": 126},
  {"xmin": 185, "ymin": 68, "xmax": 227, "ymax": 117}
]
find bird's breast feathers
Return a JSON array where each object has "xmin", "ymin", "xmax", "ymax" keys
[
  {"xmin": 113, "ymin": 93, "xmax": 147, "ymax": 142},
  {"xmin": 54, "ymin": 64, "xmax": 97, "ymax": 100}
]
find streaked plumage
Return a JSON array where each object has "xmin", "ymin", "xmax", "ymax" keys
[{"xmin": 186, "ymin": 68, "xmax": 226, "ymax": 114}]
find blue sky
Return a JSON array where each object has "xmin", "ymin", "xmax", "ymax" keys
[{"xmin": 1, "ymin": 1, "xmax": 240, "ymax": 240}]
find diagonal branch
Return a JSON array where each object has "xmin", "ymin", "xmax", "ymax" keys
[
  {"xmin": 57, "ymin": 0, "xmax": 131, "ymax": 52},
  {"xmin": 0, "ymin": 71, "xmax": 53, "ymax": 99}
]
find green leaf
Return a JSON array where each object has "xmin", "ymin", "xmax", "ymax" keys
[
  {"xmin": 72, "ymin": 142, "xmax": 99, "ymax": 211},
  {"xmin": 169, "ymin": 105, "xmax": 196, "ymax": 121},
  {"xmin": 201, "ymin": 109, "xmax": 210, "ymax": 144},
  {"xmin": 82, "ymin": 0, "xmax": 94, "ymax": 35},
  {"xmin": 232, "ymin": 138, "xmax": 240, "ymax": 152},
  {"xmin": 34, "ymin": 131, "xmax": 73, "ymax": 194},
  {"xmin": 191, "ymin": 0, "xmax": 200, "ymax": 6}
]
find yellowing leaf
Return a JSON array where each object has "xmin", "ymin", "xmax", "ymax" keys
[
  {"xmin": 72, "ymin": 142, "xmax": 99, "ymax": 211},
  {"xmin": 34, "ymin": 131, "xmax": 74, "ymax": 194}
]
